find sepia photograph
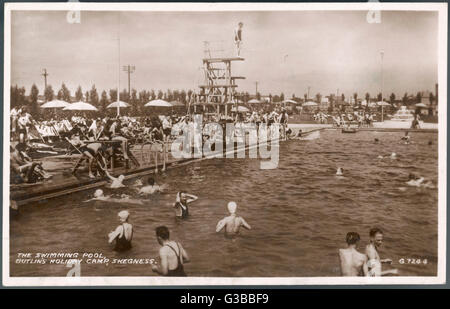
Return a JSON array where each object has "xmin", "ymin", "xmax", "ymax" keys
[{"xmin": 2, "ymin": 2, "xmax": 447, "ymax": 286}]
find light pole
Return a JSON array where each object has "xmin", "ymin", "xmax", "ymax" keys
[
  {"xmin": 123, "ymin": 65, "xmax": 135, "ymax": 99},
  {"xmin": 42, "ymin": 69, "xmax": 48, "ymax": 101},
  {"xmin": 380, "ymin": 50, "xmax": 385, "ymax": 122}
]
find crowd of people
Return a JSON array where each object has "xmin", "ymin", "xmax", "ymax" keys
[
  {"xmin": 101, "ymin": 175, "xmax": 251, "ymax": 277},
  {"xmin": 312, "ymin": 110, "xmax": 377, "ymax": 127},
  {"xmin": 330, "ymin": 111, "xmax": 376, "ymax": 128},
  {"xmin": 9, "ymin": 105, "xmax": 293, "ymax": 184},
  {"xmin": 11, "ymin": 104, "xmax": 419, "ymax": 278}
]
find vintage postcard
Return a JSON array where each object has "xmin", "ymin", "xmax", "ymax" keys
[{"xmin": 2, "ymin": 2, "xmax": 447, "ymax": 286}]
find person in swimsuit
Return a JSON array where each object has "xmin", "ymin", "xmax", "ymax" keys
[
  {"xmin": 17, "ymin": 107, "xmax": 35, "ymax": 144},
  {"xmin": 138, "ymin": 177, "xmax": 164, "ymax": 195},
  {"xmin": 365, "ymin": 228, "xmax": 398, "ymax": 276},
  {"xmin": 108, "ymin": 210, "xmax": 133, "ymax": 252},
  {"xmin": 151, "ymin": 226, "xmax": 190, "ymax": 276},
  {"xmin": 104, "ymin": 169, "xmax": 125, "ymax": 189},
  {"xmin": 338, "ymin": 232, "xmax": 368, "ymax": 276},
  {"xmin": 216, "ymin": 201, "xmax": 251, "ymax": 235},
  {"xmin": 173, "ymin": 191, "xmax": 198, "ymax": 219},
  {"xmin": 401, "ymin": 131, "xmax": 411, "ymax": 144},
  {"xmin": 72, "ymin": 142, "xmax": 107, "ymax": 178},
  {"xmin": 10, "ymin": 145, "xmax": 41, "ymax": 184},
  {"xmin": 234, "ymin": 22, "xmax": 244, "ymax": 57}
]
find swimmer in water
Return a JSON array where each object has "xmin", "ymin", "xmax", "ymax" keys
[
  {"xmin": 138, "ymin": 177, "xmax": 164, "ymax": 195},
  {"xmin": 108, "ymin": 210, "xmax": 133, "ymax": 252},
  {"xmin": 151, "ymin": 226, "xmax": 190, "ymax": 276},
  {"xmin": 336, "ymin": 167, "xmax": 344, "ymax": 176},
  {"xmin": 339, "ymin": 232, "xmax": 368, "ymax": 276},
  {"xmin": 173, "ymin": 191, "xmax": 198, "ymax": 219},
  {"xmin": 365, "ymin": 228, "xmax": 398, "ymax": 276},
  {"xmin": 85, "ymin": 188, "xmax": 143, "ymax": 204},
  {"xmin": 84, "ymin": 189, "xmax": 109, "ymax": 202},
  {"xmin": 216, "ymin": 201, "xmax": 251, "ymax": 235},
  {"xmin": 401, "ymin": 131, "xmax": 411, "ymax": 144},
  {"xmin": 428, "ymin": 140, "xmax": 433, "ymax": 145},
  {"xmin": 374, "ymin": 138, "xmax": 380, "ymax": 144},
  {"xmin": 406, "ymin": 173, "xmax": 425, "ymax": 187},
  {"xmin": 133, "ymin": 179, "xmax": 143, "ymax": 187},
  {"xmin": 104, "ymin": 169, "xmax": 125, "ymax": 189},
  {"xmin": 390, "ymin": 152, "xmax": 397, "ymax": 159}
]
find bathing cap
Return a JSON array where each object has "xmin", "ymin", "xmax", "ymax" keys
[
  {"xmin": 227, "ymin": 201, "xmax": 237, "ymax": 214},
  {"xmin": 118, "ymin": 210, "xmax": 130, "ymax": 220},
  {"xmin": 94, "ymin": 189, "xmax": 103, "ymax": 198}
]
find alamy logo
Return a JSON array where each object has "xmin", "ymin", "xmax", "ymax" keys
[
  {"xmin": 66, "ymin": 259, "xmax": 81, "ymax": 277},
  {"xmin": 66, "ymin": 0, "xmax": 81, "ymax": 24},
  {"xmin": 366, "ymin": 0, "xmax": 382, "ymax": 24},
  {"xmin": 170, "ymin": 115, "xmax": 280, "ymax": 169}
]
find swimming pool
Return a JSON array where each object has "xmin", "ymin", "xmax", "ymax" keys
[{"xmin": 10, "ymin": 129, "xmax": 438, "ymax": 277}]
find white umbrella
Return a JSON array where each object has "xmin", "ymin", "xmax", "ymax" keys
[
  {"xmin": 170, "ymin": 101, "xmax": 185, "ymax": 107},
  {"xmin": 248, "ymin": 99, "xmax": 262, "ymax": 104},
  {"xmin": 231, "ymin": 106, "xmax": 250, "ymax": 113},
  {"xmin": 63, "ymin": 101, "xmax": 98, "ymax": 111},
  {"xmin": 360, "ymin": 100, "xmax": 368, "ymax": 106},
  {"xmin": 283, "ymin": 99, "xmax": 297, "ymax": 104},
  {"xmin": 40, "ymin": 100, "xmax": 70, "ymax": 108},
  {"xmin": 377, "ymin": 101, "xmax": 391, "ymax": 106},
  {"xmin": 144, "ymin": 99, "xmax": 172, "ymax": 107},
  {"xmin": 303, "ymin": 101, "xmax": 318, "ymax": 106},
  {"xmin": 415, "ymin": 103, "xmax": 427, "ymax": 108},
  {"xmin": 107, "ymin": 101, "xmax": 130, "ymax": 109}
]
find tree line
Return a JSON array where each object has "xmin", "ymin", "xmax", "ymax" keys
[
  {"xmin": 10, "ymin": 83, "xmax": 199, "ymax": 117},
  {"xmin": 11, "ymin": 83, "xmax": 436, "ymax": 118}
]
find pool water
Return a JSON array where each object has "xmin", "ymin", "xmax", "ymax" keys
[{"xmin": 10, "ymin": 130, "xmax": 438, "ymax": 277}]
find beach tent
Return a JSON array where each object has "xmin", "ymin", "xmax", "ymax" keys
[
  {"xmin": 144, "ymin": 99, "xmax": 172, "ymax": 107},
  {"xmin": 303, "ymin": 101, "xmax": 318, "ymax": 106},
  {"xmin": 377, "ymin": 101, "xmax": 391, "ymax": 106},
  {"xmin": 248, "ymin": 99, "xmax": 262, "ymax": 104},
  {"xmin": 40, "ymin": 100, "xmax": 70, "ymax": 109},
  {"xmin": 107, "ymin": 101, "xmax": 130, "ymax": 109},
  {"xmin": 63, "ymin": 101, "xmax": 98, "ymax": 111},
  {"xmin": 231, "ymin": 106, "xmax": 250, "ymax": 113}
]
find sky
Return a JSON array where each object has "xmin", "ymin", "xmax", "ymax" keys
[{"xmin": 10, "ymin": 10, "xmax": 439, "ymax": 99}]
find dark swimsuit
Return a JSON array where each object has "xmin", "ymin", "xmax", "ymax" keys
[
  {"xmin": 79, "ymin": 145, "xmax": 96, "ymax": 157},
  {"xmin": 235, "ymin": 29, "xmax": 242, "ymax": 41},
  {"xmin": 165, "ymin": 243, "xmax": 186, "ymax": 277},
  {"xmin": 114, "ymin": 224, "xmax": 133, "ymax": 252},
  {"xmin": 175, "ymin": 201, "xmax": 189, "ymax": 219}
]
